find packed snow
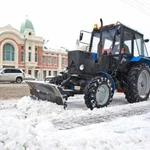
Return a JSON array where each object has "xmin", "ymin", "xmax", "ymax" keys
[{"xmin": 0, "ymin": 93, "xmax": 150, "ymax": 150}]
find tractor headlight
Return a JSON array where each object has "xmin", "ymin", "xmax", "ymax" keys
[{"xmin": 79, "ymin": 64, "xmax": 84, "ymax": 70}]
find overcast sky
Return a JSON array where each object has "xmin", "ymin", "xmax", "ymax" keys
[{"xmin": 0, "ymin": 0, "xmax": 150, "ymax": 51}]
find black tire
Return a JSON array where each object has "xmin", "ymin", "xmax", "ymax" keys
[
  {"xmin": 84, "ymin": 76, "xmax": 112, "ymax": 110},
  {"xmin": 16, "ymin": 77, "xmax": 22, "ymax": 83},
  {"xmin": 124, "ymin": 64, "xmax": 150, "ymax": 103}
]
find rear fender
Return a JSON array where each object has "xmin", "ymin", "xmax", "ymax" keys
[{"xmin": 130, "ymin": 56, "xmax": 150, "ymax": 67}]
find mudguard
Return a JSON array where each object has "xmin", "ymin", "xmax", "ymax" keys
[{"xmin": 25, "ymin": 81, "xmax": 64, "ymax": 105}]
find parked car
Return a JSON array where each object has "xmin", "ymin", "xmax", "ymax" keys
[
  {"xmin": 0, "ymin": 68, "xmax": 25, "ymax": 83},
  {"xmin": 24, "ymin": 74, "xmax": 36, "ymax": 80},
  {"xmin": 44, "ymin": 76, "xmax": 54, "ymax": 83}
]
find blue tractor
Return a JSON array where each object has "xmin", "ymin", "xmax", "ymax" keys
[{"xmin": 26, "ymin": 19, "xmax": 150, "ymax": 109}]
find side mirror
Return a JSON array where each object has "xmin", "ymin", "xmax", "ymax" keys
[
  {"xmin": 78, "ymin": 30, "xmax": 91, "ymax": 45},
  {"xmin": 1, "ymin": 71, "xmax": 4, "ymax": 74},
  {"xmin": 144, "ymin": 39, "xmax": 149, "ymax": 43}
]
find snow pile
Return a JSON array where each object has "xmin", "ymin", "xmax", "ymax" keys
[
  {"xmin": 17, "ymin": 96, "xmax": 64, "ymax": 116},
  {"xmin": 0, "ymin": 95, "xmax": 150, "ymax": 150},
  {"xmin": 16, "ymin": 96, "xmax": 150, "ymax": 129}
]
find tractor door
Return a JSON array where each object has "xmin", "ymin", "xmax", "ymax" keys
[{"xmin": 109, "ymin": 27, "xmax": 133, "ymax": 71}]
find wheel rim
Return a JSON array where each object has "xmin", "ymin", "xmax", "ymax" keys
[
  {"xmin": 16, "ymin": 78, "xmax": 22, "ymax": 83},
  {"xmin": 137, "ymin": 70, "xmax": 150, "ymax": 98},
  {"xmin": 96, "ymin": 84, "xmax": 110, "ymax": 105}
]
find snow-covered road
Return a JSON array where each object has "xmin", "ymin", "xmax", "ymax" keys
[
  {"xmin": 0, "ymin": 93, "xmax": 150, "ymax": 150},
  {"xmin": 1, "ymin": 93, "xmax": 150, "ymax": 130}
]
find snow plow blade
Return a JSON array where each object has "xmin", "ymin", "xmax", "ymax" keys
[{"xmin": 25, "ymin": 81, "xmax": 64, "ymax": 105}]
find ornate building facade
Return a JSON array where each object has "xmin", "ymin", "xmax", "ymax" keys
[{"xmin": 0, "ymin": 19, "xmax": 68, "ymax": 80}]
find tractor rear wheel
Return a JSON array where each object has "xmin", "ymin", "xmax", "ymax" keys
[
  {"xmin": 124, "ymin": 64, "xmax": 150, "ymax": 103},
  {"xmin": 84, "ymin": 76, "xmax": 112, "ymax": 110}
]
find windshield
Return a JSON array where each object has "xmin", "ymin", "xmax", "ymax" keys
[
  {"xmin": 91, "ymin": 28, "xmax": 117, "ymax": 54},
  {"xmin": 134, "ymin": 34, "xmax": 149, "ymax": 57}
]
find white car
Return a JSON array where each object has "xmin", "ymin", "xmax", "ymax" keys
[
  {"xmin": 24, "ymin": 74, "xmax": 36, "ymax": 80},
  {"xmin": 0, "ymin": 68, "xmax": 25, "ymax": 83},
  {"xmin": 44, "ymin": 76, "xmax": 54, "ymax": 83}
]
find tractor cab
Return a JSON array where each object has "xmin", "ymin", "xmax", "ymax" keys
[
  {"xmin": 79, "ymin": 22, "xmax": 149, "ymax": 58},
  {"xmin": 78, "ymin": 22, "xmax": 149, "ymax": 73}
]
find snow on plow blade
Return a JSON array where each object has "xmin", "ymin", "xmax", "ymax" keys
[{"xmin": 25, "ymin": 81, "xmax": 64, "ymax": 105}]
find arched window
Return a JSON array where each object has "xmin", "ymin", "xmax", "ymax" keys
[{"xmin": 3, "ymin": 43, "xmax": 15, "ymax": 61}]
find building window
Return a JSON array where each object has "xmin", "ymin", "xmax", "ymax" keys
[
  {"xmin": 35, "ymin": 47, "xmax": 38, "ymax": 51},
  {"xmin": 62, "ymin": 57, "xmax": 65, "ymax": 65},
  {"xmin": 28, "ymin": 52, "xmax": 31, "ymax": 61},
  {"xmin": 28, "ymin": 70, "xmax": 31, "ymax": 74},
  {"xmin": 21, "ymin": 46, "xmax": 24, "ymax": 49},
  {"xmin": 3, "ymin": 43, "xmax": 15, "ymax": 61},
  {"xmin": 34, "ymin": 70, "xmax": 38, "ymax": 78},
  {"xmin": 21, "ymin": 52, "xmax": 24, "ymax": 62},
  {"xmin": 49, "ymin": 71, "xmax": 51, "ymax": 76},
  {"xmin": 48, "ymin": 56, "xmax": 51, "ymax": 64},
  {"xmin": 29, "ymin": 46, "xmax": 31, "ymax": 50},
  {"xmin": 43, "ymin": 70, "xmax": 46, "ymax": 79},
  {"xmin": 35, "ymin": 53, "xmax": 38, "ymax": 62},
  {"xmin": 53, "ymin": 57, "xmax": 57, "ymax": 64},
  {"xmin": 53, "ymin": 71, "xmax": 57, "ymax": 76},
  {"xmin": 42, "ymin": 56, "xmax": 46, "ymax": 64}
]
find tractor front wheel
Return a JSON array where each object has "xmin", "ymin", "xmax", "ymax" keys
[{"xmin": 84, "ymin": 76, "xmax": 112, "ymax": 110}]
